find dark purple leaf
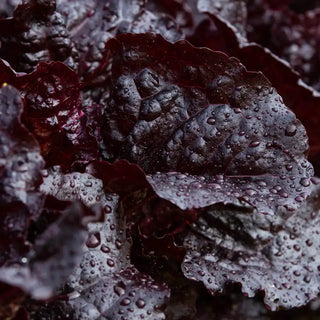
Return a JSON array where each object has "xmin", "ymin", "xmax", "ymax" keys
[
  {"xmin": 86, "ymin": 160, "xmax": 195, "ymax": 239},
  {"xmin": 145, "ymin": 0, "xmax": 194, "ymax": 35},
  {"xmin": 40, "ymin": 167, "xmax": 118, "ymax": 211},
  {"xmin": 86, "ymin": 159, "xmax": 151, "ymax": 194},
  {"xmin": 39, "ymin": 167, "xmax": 169, "ymax": 319},
  {"xmin": 0, "ymin": 84, "xmax": 44, "ymax": 297},
  {"xmin": 0, "ymin": 61, "xmax": 99, "ymax": 167},
  {"xmin": 186, "ymin": 11, "xmax": 320, "ymax": 175},
  {"xmin": 21, "ymin": 62, "xmax": 99, "ymax": 168},
  {"xmin": 0, "ymin": 84, "xmax": 44, "ymax": 217},
  {"xmin": 0, "ymin": 0, "xmax": 77, "ymax": 72},
  {"xmin": 147, "ymin": 170, "xmax": 313, "ymax": 214},
  {"xmin": 102, "ymin": 33, "xmax": 313, "ymax": 214},
  {"xmin": 0, "ymin": 283, "xmax": 25, "ymax": 320},
  {"xmin": 0, "ymin": 202, "xmax": 30, "ymax": 267},
  {"xmin": 182, "ymin": 179, "xmax": 320, "ymax": 310},
  {"xmin": 246, "ymin": 1, "xmax": 320, "ymax": 91},
  {"xmin": 197, "ymin": 0, "xmax": 247, "ymax": 36},
  {"xmin": 55, "ymin": 0, "xmax": 183, "ymax": 82},
  {"xmin": 67, "ymin": 266, "xmax": 169, "ymax": 320},
  {"xmin": 236, "ymin": 44, "xmax": 320, "ymax": 175},
  {"xmin": 0, "ymin": 0, "xmax": 21, "ymax": 17},
  {"xmin": 0, "ymin": 201, "xmax": 90, "ymax": 300}
]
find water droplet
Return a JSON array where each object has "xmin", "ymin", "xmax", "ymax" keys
[
  {"xmin": 300, "ymin": 178, "xmax": 310, "ymax": 187},
  {"xmin": 285, "ymin": 164, "xmax": 293, "ymax": 171},
  {"xmin": 115, "ymin": 240, "xmax": 122, "ymax": 249},
  {"xmin": 295, "ymin": 196, "xmax": 304, "ymax": 202},
  {"xmin": 120, "ymin": 298, "xmax": 131, "ymax": 306},
  {"xmin": 198, "ymin": 270, "xmax": 205, "ymax": 277},
  {"xmin": 136, "ymin": 299, "xmax": 146, "ymax": 308},
  {"xmin": 85, "ymin": 8, "xmax": 95, "ymax": 17},
  {"xmin": 249, "ymin": 141, "xmax": 260, "ymax": 147},
  {"xmin": 86, "ymin": 233, "xmax": 101, "ymax": 248},
  {"xmin": 84, "ymin": 181, "xmax": 93, "ymax": 187},
  {"xmin": 245, "ymin": 189, "xmax": 257, "ymax": 196},
  {"xmin": 285, "ymin": 124, "xmax": 297, "ymax": 137},
  {"xmin": 279, "ymin": 191, "xmax": 288, "ymax": 198},
  {"xmin": 234, "ymin": 108, "xmax": 242, "ymax": 114},
  {"xmin": 293, "ymin": 245, "xmax": 300, "ymax": 252},
  {"xmin": 306, "ymin": 239, "xmax": 313, "ymax": 247},
  {"xmin": 107, "ymin": 259, "xmax": 115, "ymax": 267},
  {"xmin": 311, "ymin": 177, "xmax": 320, "ymax": 185},
  {"xmin": 104, "ymin": 205, "xmax": 112, "ymax": 214},
  {"xmin": 101, "ymin": 245, "xmax": 110, "ymax": 253},
  {"xmin": 207, "ymin": 117, "xmax": 216, "ymax": 125},
  {"xmin": 21, "ymin": 257, "xmax": 28, "ymax": 264},
  {"xmin": 114, "ymin": 286, "xmax": 125, "ymax": 296}
]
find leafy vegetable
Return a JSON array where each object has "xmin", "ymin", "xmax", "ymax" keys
[
  {"xmin": 1, "ymin": 0, "xmax": 320, "ymax": 319},
  {"xmin": 103, "ymin": 33, "xmax": 313, "ymax": 214},
  {"xmin": 182, "ymin": 180, "xmax": 320, "ymax": 310}
]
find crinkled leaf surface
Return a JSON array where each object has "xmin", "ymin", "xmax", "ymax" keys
[
  {"xmin": 0, "ymin": 61, "xmax": 99, "ymax": 167},
  {"xmin": 55, "ymin": 0, "xmax": 183, "ymax": 81},
  {"xmin": 182, "ymin": 179, "xmax": 320, "ymax": 310},
  {"xmin": 86, "ymin": 160, "xmax": 196, "ymax": 239},
  {"xmin": 197, "ymin": 0, "xmax": 247, "ymax": 36},
  {"xmin": 1, "ymin": 0, "xmax": 320, "ymax": 317},
  {"xmin": 0, "ymin": 85, "xmax": 44, "ymax": 302},
  {"xmin": 246, "ymin": 1, "xmax": 320, "ymax": 91},
  {"xmin": 0, "ymin": 0, "xmax": 77, "ymax": 72},
  {"xmin": 86, "ymin": 159, "xmax": 151, "ymax": 194},
  {"xmin": 40, "ymin": 167, "xmax": 169, "ymax": 319},
  {"xmin": 67, "ymin": 266, "xmax": 169, "ymax": 320},
  {"xmin": 0, "ymin": 201, "xmax": 90, "ymax": 300},
  {"xmin": 102, "ymin": 33, "xmax": 313, "ymax": 214},
  {"xmin": 0, "ymin": 202, "xmax": 30, "ymax": 267},
  {"xmin": 0, "ymin": 0, "xmax": 20, "ymax": 17},
  {"xmin": 147, "ymin": 171, "xmax": 311, "ymax": 214},
  {"xmin": 0, "ymin": 84, "xmax": 44, "ymax": 216},
  {"xmin": 145, "ymin": 0, "xmax": 194, "ymax": 35},
  {"xmin": 187, "ymin": 8, "xmax": 320, "ymax": 175}
]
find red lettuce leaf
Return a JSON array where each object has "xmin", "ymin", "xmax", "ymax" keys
[
  {"xmin": 0, "ymin": 0, "xmax": 20, "ymax": 17},
  {"xmin": 67, "ymin": 266, "xmax": 169, "ymax": 320},
  {"xmin": 182, "ymin": 179, "xmax": 320, "ymax": 310},
  {"xmin": 0, "ymin": 60, "xmax": 99, "ymax": 168},
  {"xmin": 0, "ymin": 202, "xmax": 30, "ymax": 267},
  {"xmin": 86, "ymin": 160, "xmax": 196, "ymax": 239},
  {"xmin": 0, "ymin": 84, "xmax": 44, "ymax": 216},
  {"xmin": 39, "ymin": 167, "xmax": 170, "ymax": 319},
  {"xmin": 0, "ymin": 84, "xmax": 45, "ymax": 300},
  {"xmin": 86, "ymin": 159, "xmax": 151, "ymax": 194},
  {"xmin": 101, "ymin": 33, "xmax": 313, "ymax": 214},
  {"xmin": 246, "ymin": 1, "xmax": 320, "ymax": 91},
  {"xmin": 0, "ymin": 0, "xmax": 77, "ymax": 72},
  {"xmin": 0, "ymin": 201, "xmax": 91, "ymax": 300},
  {"xmin": 187, "ymin": 9, "xmax": 320, "ymax": 175},
  {"xmin": 54, "ymin": 0, "xmax": 184, "ymax": 82},
  {"xmin": 197, "ymin": 0, "xmax": 247, "ymax": 36}
]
